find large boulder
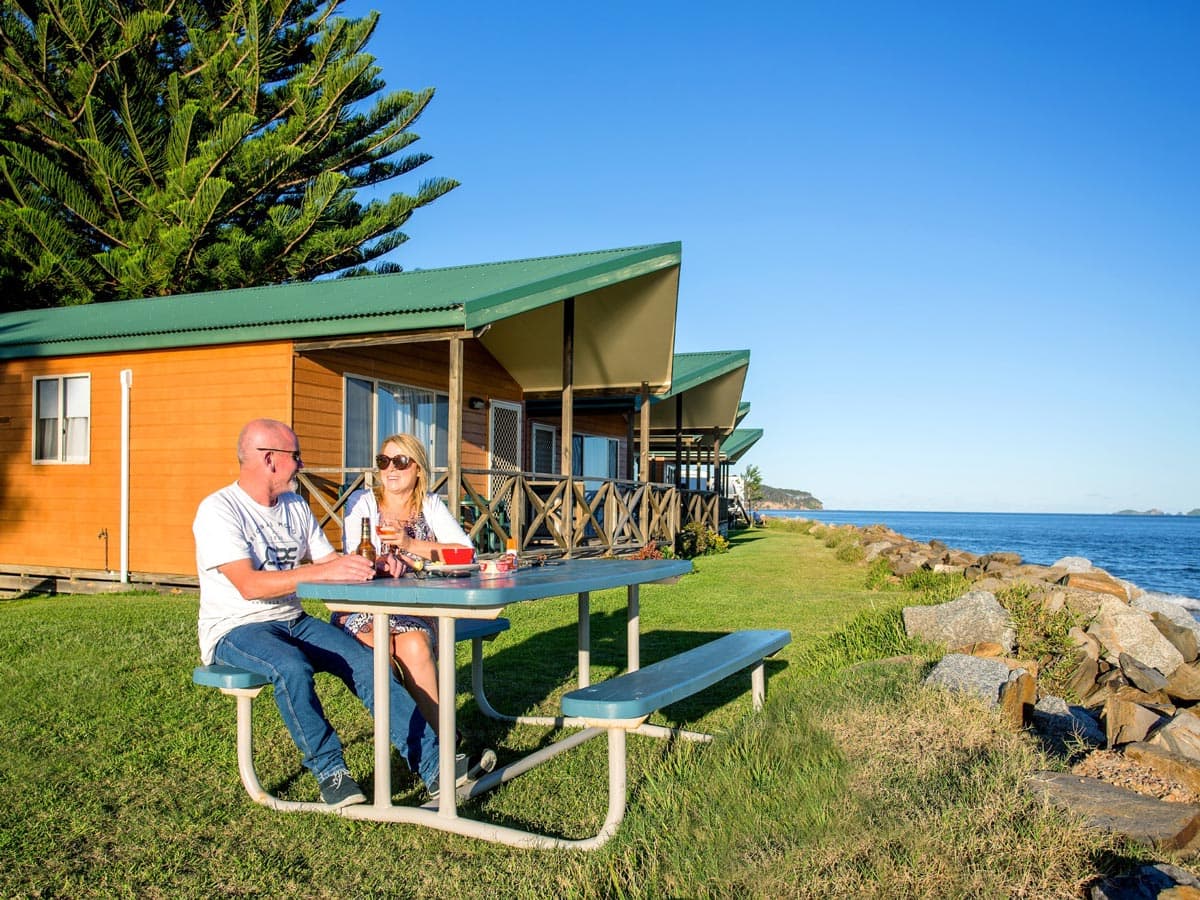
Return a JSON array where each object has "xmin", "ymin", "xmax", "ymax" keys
[
  {"xmin": 1103, "ymin": 696, "xmax": 1166, "ymax": 748},
  {"xmin": 1064, "ymin": 650, "xmax": 1102, "ymax": 705},
  {"xmin": 903, "ymin": 590, "xmax": 1017, "ymax": 654},
  {"xmin": 891, "ymin": 554, "xmax": 925, "ymax": 577},
  {"xmin": 1120, "ymin": 652, "xmax": 1170, "ymax": 693},
  {"xmin": 862, "ymin": 540, "xmax": 898, "ymax": 562},
  {"xmin": 1126, "ymin": 743, "xmax": 1200, "ymax": 797},
  {"xmin": 1149, "ymin": 711, "xmax": 1200, "ymax": 764},
  {"xmin": 1090, "ymin": 862, "xmax": 1200, "ymax": 898},
  {"xmin": 1168, "ymin": 664, "xmax": 1200, "ymax": 703},
  {"xmin": 1070, "ymin": 626, "xmax": 1103, "ymax": 661},
  {"xmin": 1053, "ymin": 555, "xmax": 1096, "ymax": 573},
  {"xmin": 1000, "ymin": 668, "xmax": 1037, "ymax": 729},
  {"xmin": 1026, "ymin": 772, "xmax": 1200, "ymax": 852},
  {"xmin": 1134, "ymin": 595, "xmax": 1200, "ymax": 656},
  {"xmin": 1088, "ymin": 598, "xmax": 1184, "ymax": 677},
  {"xmin": 924, "ymin": 653, "xmax": 1032, "ymax": 724},
  {"xmin": 1150, "ymin": 613, "xmax": 1200, "ymax": 665},
  {"xmin": 1032, "ymin": 696, "xmax": 1106, "ymax": 750},
  {"xmin": 1065, "ymin": 570, "xmax": 1139, "ymax": 602}
]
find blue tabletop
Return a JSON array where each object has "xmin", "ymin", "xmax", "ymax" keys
[{"xmin": 296, "ymin": 557, "xmax": 692, "ymax": 609}]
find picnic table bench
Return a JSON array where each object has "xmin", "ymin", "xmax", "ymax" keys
[
  {"xmin": 192, "ymin": 617, "xmax": 511, "ymax": 812},
  {"xmin": 195, "ymin": 559, "xmax": 792, "ymax": 849},
  {"xmin": 539, "ymin": 628, "xmax": 791, "ymax": 846},
  {"xmin": 561, "ymin": 629, "xmax": 792, "ymax": 726}
]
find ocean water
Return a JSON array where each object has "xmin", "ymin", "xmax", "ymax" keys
[{"xmin": 764, "ymin": 509, "xmax": 1200, "ymax": 609}]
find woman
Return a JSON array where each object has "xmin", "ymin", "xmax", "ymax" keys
[{"xmin": 336, "ymin": 434, "xmax": 494, "ymax": 772}]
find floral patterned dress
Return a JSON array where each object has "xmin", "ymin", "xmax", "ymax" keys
[{"xmin": 330, "ymin": 511, "xmax": 438, "ymax": 649}]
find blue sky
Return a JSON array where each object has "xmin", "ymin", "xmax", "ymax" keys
[{"xmin": 339, "ymin": 1, "xmax": 1199, "ymax": 514}]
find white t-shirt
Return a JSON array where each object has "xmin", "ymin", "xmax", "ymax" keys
[
  {"xmin": 342, "ymin": 489, "xmax": 471, "ymax": 553},
  {"xmin": 194, "ymin": 482, "xmax": 335, "ymax": 664}
]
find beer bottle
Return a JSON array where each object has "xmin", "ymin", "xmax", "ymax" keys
[{"xmin": 356, "ymin": 519, "xmax": 376, "ymax": 563}]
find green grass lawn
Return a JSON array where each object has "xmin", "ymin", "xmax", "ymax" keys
[{"xmin": 0, "ymin": 527, "xmax": 1142, "ymax": 898}]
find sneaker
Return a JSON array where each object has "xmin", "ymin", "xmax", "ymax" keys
[
  {"xmin": 456, "ymin": 730, "xmax": 496, "ymax": 776},
  {"xmin": 319, "ymin": 770, "xmax": 366, "ymax": 809},
  {"xmin": 427, "ymin": 749, "xmax": 497, "ymax": 799},
  {"xmin": 469, "ymin": 747, "xmax": 498, "ymax": 778}
]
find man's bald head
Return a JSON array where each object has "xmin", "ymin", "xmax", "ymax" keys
[{"xmin": 237, "ymin": 418, "xmax": 295, "ymax": 465}]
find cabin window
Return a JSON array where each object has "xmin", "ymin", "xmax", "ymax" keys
[
  {"xmin": 344, "ymin": 375, "xmax": 448, "ymax": 473},
  {"xmin": 33, "ymin": 374, "xmax": 90, "ymax": 463},
  {"xmin": 574, "ymin": 434, "xmax": 619, "ymax": 482},
  {"xmin": 532, "ymin": 424, "xmax": 557, "ymax": 474},
  {"xmin": 344, "ymin": 377, "xmax": 374, "ymax": 469}
]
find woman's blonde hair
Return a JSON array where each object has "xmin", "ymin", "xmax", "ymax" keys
[{"xmin": 376, "ymin": 433, "xmax": 430, "ymax": 516}]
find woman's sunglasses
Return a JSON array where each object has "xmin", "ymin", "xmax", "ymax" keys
[{"xmin": 376, "ymin": 454, "xmax": 414, "ymax": 471}]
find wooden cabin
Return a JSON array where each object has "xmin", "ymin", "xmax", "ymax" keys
[
  {"xmin": 0, "ymin": 243, "xmax": 707, "ymax": 592},
  {"xmin": 637, "ymin": 350, "xmax": 751, "ymax": 534}
]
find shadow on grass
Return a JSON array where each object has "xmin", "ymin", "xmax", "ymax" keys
[
  {"xmin": 457, "ymin": 610, "xmax": 789, "ymax": 735},
  {"xmin": 0, "ymin": 584, "xmax": 57, "ymax": 602},
  {"xmin": 1084, "ymin": 849, "xmax": 1166, "ymax": 895},
  {"xmin": 726, "ymin": 529, "xmax": 768, "ymax": 548}
]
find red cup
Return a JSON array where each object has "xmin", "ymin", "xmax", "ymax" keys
[{"xmin": 440, "ymin": 546, "xmax": 475, "ymax": 565}]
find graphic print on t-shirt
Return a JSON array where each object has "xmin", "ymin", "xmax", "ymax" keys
[{"xmin": 243, "ymin": 501, "xmax": 302, "ymax": 572}]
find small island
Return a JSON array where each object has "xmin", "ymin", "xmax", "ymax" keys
[{"xmin": 1113, "ymin": 509, "xmax": 1200, "ymax": 517}]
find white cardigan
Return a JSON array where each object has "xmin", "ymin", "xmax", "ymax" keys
[{"xmin": 342, "ymin": 489, "xmax": 472, "ymax": 554}]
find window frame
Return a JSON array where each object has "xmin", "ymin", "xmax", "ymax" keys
[
  {"xmin": 531, "ymin": 423, "xmax": 558, "ymax": 475},
  {"xmin": 342, "ymin": 373, "xmax": 449, "ymax": 475},
  {"xmin": 32, "ymin": 373, "xmax": 91, "ymax": 465},
  {"xmin": 574, "ymin": 431, "xmax": 620, "ymax": 483}
]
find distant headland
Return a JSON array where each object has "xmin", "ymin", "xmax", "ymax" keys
[
  {"xmin": 1113, "ymin": 508, "xmax": 1200, "ymax": 516},
  {"xmin": 756, "ymin": 484, "xmax": 823, "ymax": 510}
]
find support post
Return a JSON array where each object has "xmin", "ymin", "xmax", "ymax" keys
[
  {"xmin": 448, "ymin": 336, "xmax": 464, "ymax": 515},
  {"xmin": 561, "ymin": 298, "xmax": 575, "ymax": 555},
  {"xmin": 640, "ymin": 382, "xmax": 650, "ymax": 544},
  {"xmin": 578, "ymin": 590, "xmax": 590, "ymax": 687},
  {"xmin": 627, "ymin": 584, "xmax": 640, "ymax": 672}
]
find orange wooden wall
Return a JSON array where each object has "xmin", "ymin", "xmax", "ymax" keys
[{"xmin": 0, "ymin": 342, "xmax": 294, "ymax": 577}]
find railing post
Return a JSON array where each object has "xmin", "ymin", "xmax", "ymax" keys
[
  {"xmin": 509, "ymin": 473, "xmax": 522, "ymax": 551},
  {"xmin": 604, "ymin": 484, "xmax": 615, "ymax": 551}
]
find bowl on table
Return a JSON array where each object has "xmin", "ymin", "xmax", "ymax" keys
[{"xmin": 440, "ymin": 546, "xmax": 475, "ymax": 565}]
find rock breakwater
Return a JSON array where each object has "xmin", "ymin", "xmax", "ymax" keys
[{"xmin": 787, "ymin": 517, "xmax": 1200, "ymax": 887}]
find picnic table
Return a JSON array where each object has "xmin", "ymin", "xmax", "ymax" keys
[{"xmin": 198, "ymin": 557, "xmax": 789, "ymax": 849}]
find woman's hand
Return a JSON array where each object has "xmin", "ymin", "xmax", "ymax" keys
[{"xmin": 376, "ymin": 552, "xmax": 409, "ymax": 578}]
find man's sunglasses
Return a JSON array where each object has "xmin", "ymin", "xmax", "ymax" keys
[
  {"xmin": 376, "ymin": 454, "xmax": 414, "ymax": 471},
  {"xmin": 258, "ymin": 447, "xmax": 302, "ymax": 462}
]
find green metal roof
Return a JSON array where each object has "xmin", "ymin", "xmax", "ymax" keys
[
  {"xmin": 640, "ymin": 349, "xmax": 750, "ymax": 433},
  {"xmin": 0, "ymin": 242, "xmax": 681, "ymax": 360},
  {"xmin": 650, "ymin": 350, "xmax": 750, "ymax": 402},
  {"xmin": 735, "ymin": 402, "xmax": 751, "ymax": 427},
  {"xmin": 721, "ymin": 428, "xmax": 763, "ymax": 463}
]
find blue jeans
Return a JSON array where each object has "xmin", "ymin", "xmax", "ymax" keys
[{"xmin": 213, "ymin": 613, "xmax": 439, "ymax": 786}]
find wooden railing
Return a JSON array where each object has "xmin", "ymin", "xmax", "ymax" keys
[
  {"xmin": 450, "ymin": 469, "xmax": 681, "ymax": 556},
  {"xmin": 680, "ymin": 488, "xmax": 720, "ymax": 535},
  {"xmin": 295, "ymin": 467, "xmax": 719, "ymax": 557}
]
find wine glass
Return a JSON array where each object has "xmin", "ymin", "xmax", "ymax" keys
[{"xmin": 376, "ymin": 519, "xmax": 400, "ymax": 565}]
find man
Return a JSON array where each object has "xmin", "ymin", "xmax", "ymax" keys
[{"xmin": 194, "ymin": 418, "xmax": 462, "ymax": 806}]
